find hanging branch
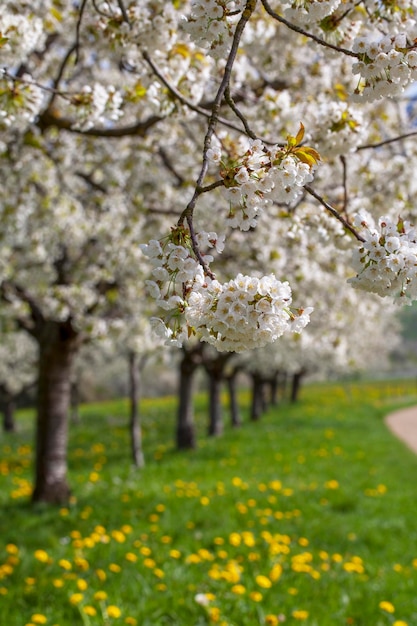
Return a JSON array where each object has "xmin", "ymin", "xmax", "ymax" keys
[
  {"xmin": 340, "ymin": 155, "xmax": 348, "ymax": 213},
  {"xmin": 178, "ymin": 1, "xmax": 257, "ymax": 226},
  {"xmin": 142, "ymin": 51, "xmax": 251, "ymax": 136},
  {"xmin": 224, "ymin": 86, "xmax": 258, "ymax": 140},
  {"xmin": 261, "ymin": 0, "xmax": 358, "ymax": 58},
  {"xmin": 304, "ymin": 185, "xmax": 365, "ymax": 242},
  {"xmin": 357, "ymin": 130, "xmax": 417, "ymax": 150},
  {"xmin": 74, "ymin": 0, "xmax": 88, "ymax": 64}
]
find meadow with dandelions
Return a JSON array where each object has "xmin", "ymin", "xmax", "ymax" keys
[{"xmin": 1, "ymin": 381, "xmax": 417, "ymax": 626}]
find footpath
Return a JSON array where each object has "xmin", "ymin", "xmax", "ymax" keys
[{"xmin": 385, "ymin": 405, "xmax": 417, "ymax": 455}]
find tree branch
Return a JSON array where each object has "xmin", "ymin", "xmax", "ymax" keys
[
  {"xmin": 357, "ymin": 130, "xmax": 417, "ymax": 151},
  {"xmin": 224, "ymin": 86, "xmax": 258, "ymax": 140},
  {"xmin": 37, "ymin": 108, "xmax": 163, "ymax": 138},
  {"xmin": 260, "ymin": 0, "xmax": 358, "ymax": 58},
  {"xmin": 141, "ymin": 51, "xmax": 251, "ymax": 137},
  {"xmin": 304, "ymin": 185, "xmax": 365, "ymax": 242},
  {"xmin": 176, "ymin": 0, "xmax": 258, "ymax": 273}
]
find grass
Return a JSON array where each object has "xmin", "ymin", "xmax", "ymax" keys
[{"xmin": 1, "ymin": 379, "xmax": 417, "ymax": 626}]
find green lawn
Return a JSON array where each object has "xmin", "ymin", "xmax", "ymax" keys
[{"xmin": 1, "ymin": 380, "xmax": 417, "ymax": 626}]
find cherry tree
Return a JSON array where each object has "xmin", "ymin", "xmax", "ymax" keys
[{"xmin": 1, "ymin": 0, "xmax": 417, "ymax": 503}]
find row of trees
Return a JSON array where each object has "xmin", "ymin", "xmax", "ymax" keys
[{"xmin": 0, "ymin": 0, "xmax": 416, "ymax": 502}]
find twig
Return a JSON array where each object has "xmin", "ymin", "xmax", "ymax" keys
[
  {"xmin": 158, "ymin": 148, "xmax": 186, "ymax": 186},
  {"xmin": 261, "ymin": 0, "xmax": 358, "ymax": 58},
  {"xmin": 177, "ymin": 0, "xmax": 258, "ymax": 272},
  {"xmin": 304, "ymin": 185, "xmax": 365, "ymax": 242},
  {"xmin": 340, "ymin": 155, "xmax": 348, "ymax": 213},
  {"xmin": 74, "ymin": 0, "xmax": 88, "ymax": 64},
  {"xmin": 224, "ymin": 86, "xmax": 258, "ymax": 140},
  {"xmin": 357, "ymin": 130, "xmax": 417, "ymax": 150},
  {"xmin": 142, "ymin": 51, "xmax": 252, "ymax": 137}
]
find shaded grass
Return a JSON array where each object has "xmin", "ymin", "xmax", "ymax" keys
[{"xmin": 1, "ymin": 380, "xmax": 417, "ymax": 625}]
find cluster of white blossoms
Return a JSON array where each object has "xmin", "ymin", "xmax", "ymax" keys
[
  {"xmin": 70, "ymin": 83, "xmax": 124, "ymax": 131},
  {"xmin": 352, "ymin": 32, "xmax": 417, "ymax": 101},
  {"xmin": 0, "ymin": 12, "xmax": 45, "ymax": 69},
  {"xmin": 279, "ymin": 0, "xmax": 343, "ymax": 27},
  {"xmin": 309, "ymin": 100, "xmax": 365, "ymax": 157},
  {"xmin": 0, "ymin": 74, "xmax": 44, "ymax": 130},
  {"xmin": 209, "ymin": 134, "xmax": 318, "ymax": 230},
  {"xmin": 184, "ymin": 0, "xmax": 246, "ymax": 59},
  {"xmin": 140, "ymin": 228, "xmax": 312, "ymax": 351},
  {"xmin": 349, "ymin": 212, "xmax": 417, "ymax": 302},
  {"xmin": 140, "ymin": 229, "xmax": 220, "ymax": 346},
  {"xmin": 185, "ymin": 273, "xmax": 313, "ymax": 352},
  {"xmin": 95, "ymin": 0, "xmax": 179, "ymax": 52}
]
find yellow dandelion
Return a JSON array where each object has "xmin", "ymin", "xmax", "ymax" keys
[
  {"xmin": 34, "ymin": 550, "xmax": 49, "ymax": 563},
  {"xmin": 109, "ymin": 563, "xmax": 121, "ymax": 573},
  {"xmin": 111, "ymin": 530, "xmax": 126, "ymax": 543},
  {"xmin": 325, "ymin": 480, "xmax": 339, "ymax": 489},
  {"xmin": 292, "ymin": 610, "xmax": 309, "ymax": 620},
  {"xmin": 393, "ymin": 621, "xmax": 408, "ymax": 626},
  {"xmin": 125, "ymin": 553, "xmax": 137, "ymax": 563},
  {"xmin": 94, "ymin": 590, "xmax": 108, "ymax": 601},
  {"xmin": 6, "ymin": 544, "xmax": 19, "ymax": 555},
  {"xmin": 125, "ymin": 618, "xmax": 138, "ymax": 625},
  {"xmin": 229, "ymin": 533, "xmax": 241, "ymax": 547},
  {"xmin": 31, "ymin": 615, "xmax": 47, "ymax": 624},
  {"xmin": 169, "ymin": 550, "xmax": 181, "ymax": 559},
  {"xmin": 77, "ymin": 579, "xmax": 88, "ymax": 591},
  {"xmin": 107, "ymin": 606, "xmax": 122, "ymax": 618},
  {"xmin": 256, "ymin": 575, "xmax": 272, "ymax": 589},
  {"xmin": 379, "ymin": 601, "xmax": 395, "ymax": 613},
  {"xmin": 154, "ymin": 568, "xmax": 164, "ymax": 579},
  {"xmin": 58, "ymin": 559, "xmax": 72, "ymax": 571},
  {"xmin": 231, "ymin": 584, "xmax": 246, "ymax": 595},
  {"xmin": 69, "ymin": 593, "xmax": 84, "ymax": 605},
  {"xmin": 250, "ymin": 591, "xmax": 263, "ymax": 602},
  {"xmin": 52, "ymin": 579, "xmax": 64, "ymax": 588},
  {"xmin": 83, "ymin": 606, "xmax": 97, "ymax": 617},
  {"xmin": 208, "ymin": 607, "xmax": 220, "ymax": 622},
  {"xmin": 265, "ymin": 616, "xmax": 279, "ymax": 626},
  {"xmin": 95, "ymin": 569, "xmax": 107, "ymax": 581}
]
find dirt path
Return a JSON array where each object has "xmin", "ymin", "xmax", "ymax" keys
[{"xmin": 385, "ymin": 406, "xmax": 417, "ymax": 455}]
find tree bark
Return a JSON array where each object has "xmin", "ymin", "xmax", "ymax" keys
[
  {"xmin": 32, "ymin": 321, "xmax": 80, "ymax": 504},
  {"xmin": 226, "ymin": 369, "xmax": 242, "ymax": 428},
  {"xmin": 250, "ymin": 373, "xmax": 264, "ymax": 421},
  {"xmin": 70, "ymin": 378, "xmax": 80, "ymax": 424},
  {"xmin": 290, "ymin": 369, "xmax": 306, "ymax": 403},
  {"xmin": 207, "ymin": 369, "xmax": 223, "ymax": 436},
  {"xmin": 128, "ymin": 351, "xmax": 145, "ymax": 468},
  {"xmin": 205, "ymin": 353, "xmax": 233, "ymax": 437},
  {"xmin": 2, "ymin": 393, "xmax": 16, "ymax": 432},
  {"xmin": 176, "ymin": 346, "xmax": 202, "ymax": 449},
  {"xmin": 269, "ymin": 371, "xmax": 279, "ymax": 407}
]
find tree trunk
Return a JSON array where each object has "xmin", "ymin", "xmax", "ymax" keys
[
  {"xmin": 207, "ymin": 370, "xmax": 223, "ymax": 436},
  {"xmin": 227, "ymin": 370, "xmax": 241, "ymax": 428},
  {"xmin": 269, "ymin": 372, "xmax": 279, "ymax": 407},
  {"xmin": 128, "ymin": 351, "xmax": 145, "ymax": 468},
  {"xmin": 2, "ymin": 393, "xmax": 16, "ymax": 432},
  {"xmin": 70, "ymin": 378, "xmax": 80, "ymax": 424},
  {"xmin": 32, "ymin": 321, "xmax": 80, "ymax": 504},
  {"xmin": 290, "ymin": 370, "xmax": 305, "ymax": 403},
  {"xmin": 176, "ymin": 346, "xmax": 201, "ymax": 449},
  {"xmin": 250, "ymin": 373, "xmax": 263, "ymax": 421},
  {"xmin": 205, "ymin": 353, "xmax": 233, "ymax": 437}
]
